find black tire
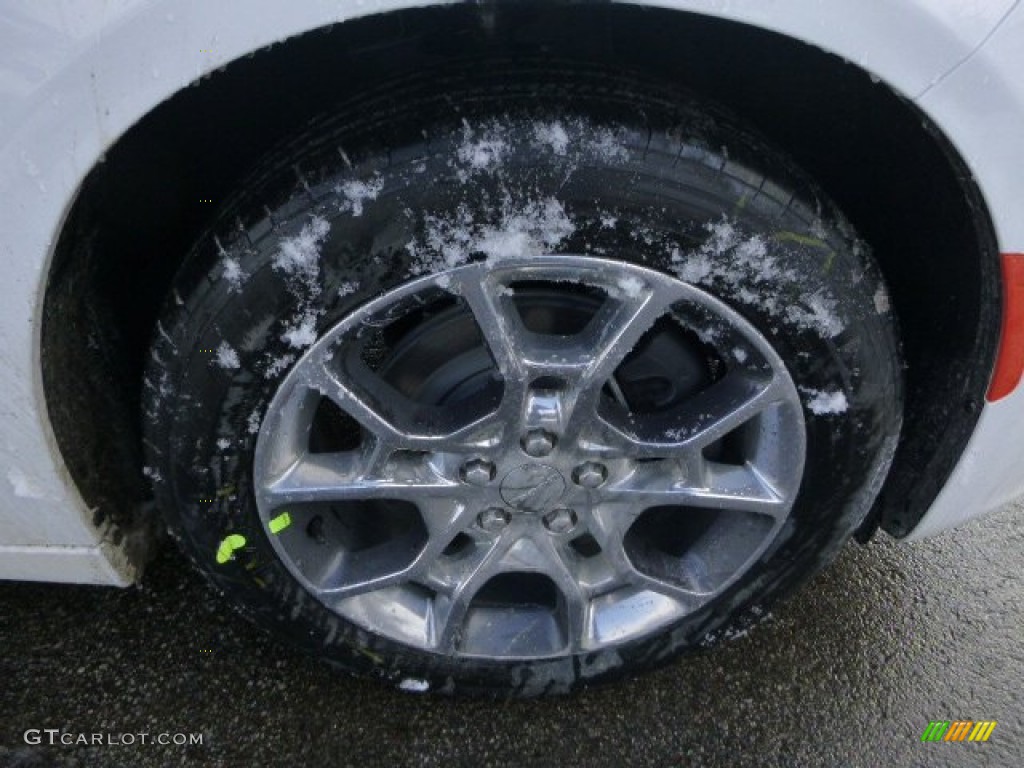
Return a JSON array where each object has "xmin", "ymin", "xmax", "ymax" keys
[{"xmin": 143, "ymin": 64, "xmax": 901, "ymax": 696}]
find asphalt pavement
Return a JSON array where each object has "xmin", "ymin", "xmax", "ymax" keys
[{"xmin": 1, "ymin": 502, "xmax": 1021, "ymax": 768}]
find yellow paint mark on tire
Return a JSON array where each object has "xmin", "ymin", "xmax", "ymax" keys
[
  {"xmin": 269, "ymin": 512, "xmax": 292, "ymax": 535},
  {"xmin": 773, "ymin": 231, "xmax": 836, "ymax": 272},
  {"xmin": 215, "ymin": 534, "xmax": 247, "ymax": 564},
  {"xmin": 773, "ymin": 230, "xmax": 830, "ymax": 250},
  {"xmin": 355, "ymin": 646, "xmax": 385, "ymax": 665}
]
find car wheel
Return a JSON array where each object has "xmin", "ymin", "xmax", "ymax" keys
[{"xmin": 143, "ymin": 66, "xmax": 901, "ymax": 696}]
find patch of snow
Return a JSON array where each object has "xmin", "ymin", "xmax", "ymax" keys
[
  {"xmin": 281, "ymin": 314, "xmax": 318, "ymax": 350},
  {"xmin": 669, "ymin": 217, "xmax": 844, "ymax": 340},
  {"xmin": 632, "ymin": 226, "xmax": 657, "ymax": 246},
  {"xmin": 616, "ymin": 275, "xmax": 645, "ymax": 299},
  {"xmin": 337, "ymin": 281, "xmax": 358, "ymax": 298},
  {"xmin": 534, "ymin": 121, "xmax": 570, "ymax": 155},
  {"xmin": 735, "ymin": 286, "xmax": 778, "ymax": 315},
  {"xmin": 733, "ymin": 347, "xmax": 748, "ymax": 364},
  {"xmin": 600, "ymin": 215, "xmax": 617, "ymax": 230},
  {"xmin": 803, "ymin": 388, "xmax": 849, "ymax": 415},
  {"xmin": 590, "ymin": 128, "xmax": 629, "ymax": 162},
  {"xmin": 398, "ymin": 678, "xmax": 430, "ymax": 693},
  {"xmin": 265, "ymin": 353, "xmax": 296, "ymax": 379},
  {"xmin": 247, "ymin": 409, "xmax": 262, "ymax": 435},
  {"xmin": 142, "ymin": 466, "xmax": 162, "ymax": 482},
  {"xmin": 671, "ymin": 249, "xmax": 712, "ymax": 284},
  {"xmin": 787, "ymin": 293, "xmax": 844, "ymax": 339},
  {"xmin": 215, "ymin": 342, "xmax": 240, "ymax": 370},
  {"xmin": 873, "ymin": 285, "xmax": 890, "ymax": 314},
  {"xmin": 479, "ymin": 198, "xmax": 575, "ymax": 261},
  {"xmin": 272, "ymin": 215, "xmax": 331, "ymax": 286},
  {"xmin": 221, "ymin": 257, "xmax": 245, "ymax": 289},
  {"xmin": 704, "ymin": 217, "xmax": 740, "ymax": 254},
  {"xmin": 216, "ymin": 438, "xmax": 231, "ymax": 451},
  {"xmin": 338, "ymin": 177, "xmax": 383, "ymax": 217},
  {"xmin": 456, "ymin": 124, "xmax": 508, "ymax": 175},
  {"xmin": 733, "ymin": 235, "xmax": 773, "ymax": 273},
  {"xmin": 409, "ymin": 196, "xmax": 575, "ymax": 274}
]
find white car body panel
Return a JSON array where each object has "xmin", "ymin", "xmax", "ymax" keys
[
  {"xmin": 906, "ymin": 6, "xmax": 1024, "ymax": 541},
  {"xmin": 0, "ymin": 0, "xmax": 1020, "ymax": 583}
]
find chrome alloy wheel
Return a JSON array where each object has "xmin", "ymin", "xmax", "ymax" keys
[{"xmin": 254, "ymin": 256, "xmax": 805, "ymax": 659}]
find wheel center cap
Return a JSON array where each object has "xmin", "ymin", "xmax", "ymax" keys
[{"xmin": 499, "ymin": 464, "xmax": 566, "ymax": 513}]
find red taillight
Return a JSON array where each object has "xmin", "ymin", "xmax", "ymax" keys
[{"xmin": 987, "ymin": 253, "xmax": 1024, "ymax": 401}]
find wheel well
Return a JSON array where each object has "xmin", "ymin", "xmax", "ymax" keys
[{"xmin": 41, "ymin": 2, "xmax": 1000, "ymax": 556}]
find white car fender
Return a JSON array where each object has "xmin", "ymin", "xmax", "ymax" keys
[{"xmin": 905, "ymin": 4, "xmax": 1024, "ymax": 540}]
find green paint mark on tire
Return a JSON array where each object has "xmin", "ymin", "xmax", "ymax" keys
[
  {"xmin": 215, "ymin": 533, "xmax": 247, "ymax": 564},
  {"xmin": 269, "ymin": 511, "xmax": 292, "ymax": 535}
]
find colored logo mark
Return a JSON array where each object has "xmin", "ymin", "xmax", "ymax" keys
[
  {"xmin": 215, "ymin": 533, "xmax": 247, "ymax": 564},
  {"xmin": 921, "ymin": 720, "xmax": 997, "ymax": 742},
  {"xmin": 268, "ymin": 511, "xmax": 292, "ymax": 535}
]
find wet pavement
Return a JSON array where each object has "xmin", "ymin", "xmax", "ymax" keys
[{"xmin": 1, "ymin": 502, "xmax": 1021, "ymax": 767}]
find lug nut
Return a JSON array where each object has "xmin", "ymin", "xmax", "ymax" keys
[
  {"xmin": 573, "ymin": 462, "xmax": 608, "ymax": 489},
  {"xmin": 543, "ymin": 508, "xmax": 578, "ymax": 534},
  {"xmin": 461, "ymin": 458, "xmax": 496, "ymax": 486},
  {"xmin": 478, "ymin": 507, "xmax": 511, "ymax": 532},
  {"xmin": 521, "ymin": 429, "xmax": 556, "ymax": 458}
]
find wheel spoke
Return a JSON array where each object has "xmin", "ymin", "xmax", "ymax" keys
[
  {"xmin": 309, "ymin": 361, "xmax": 406, "ymax": 445},
  {"xmin": 260, "ymin": 452, "xmax": 457, "ymax": 506},
  {"xmin": 453, "ymin": 269, "xmax": 525, "ymax": 379},
  {"xmin": 588, "ymin": 508, "xmax": 709, "ymax": 602},
  {"xmin": 309, "ymin": 359, "xmax": 505, "ymax": 454},
  {"xmin": 603, "ymin": 460, "xmax": 787, "ymax": 516},
  {"xmin": 562, "ymin": 287, "xmax": 682, "ymax": 439},
  {"xmin": 313, "ymin": 499, "xmax": 476, "ymax": 600},
  {"xmin": 599, "ymin": 370, "xmax": 787, "ymax": 459},
  {"xmin": 632, "ymin": 571, "xmax": 708, "ymax": 603},
  {"xmin": 533, "ymin": 535, "xmax": 591, "ymax": 650},
  {"xmin": 581, "ymin": 286, "xmax": 680, "ymax": 390},
  {"xmin": 314, "ymin": 549, "xmax": 414, "ymax": 600},
  {"xmin": 433, "ymin": 535, "xmax": 518, "ymax": 652},
  {"xmin": 586, "ymin": 505, "xmax": 646, "ymax": 582}
]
